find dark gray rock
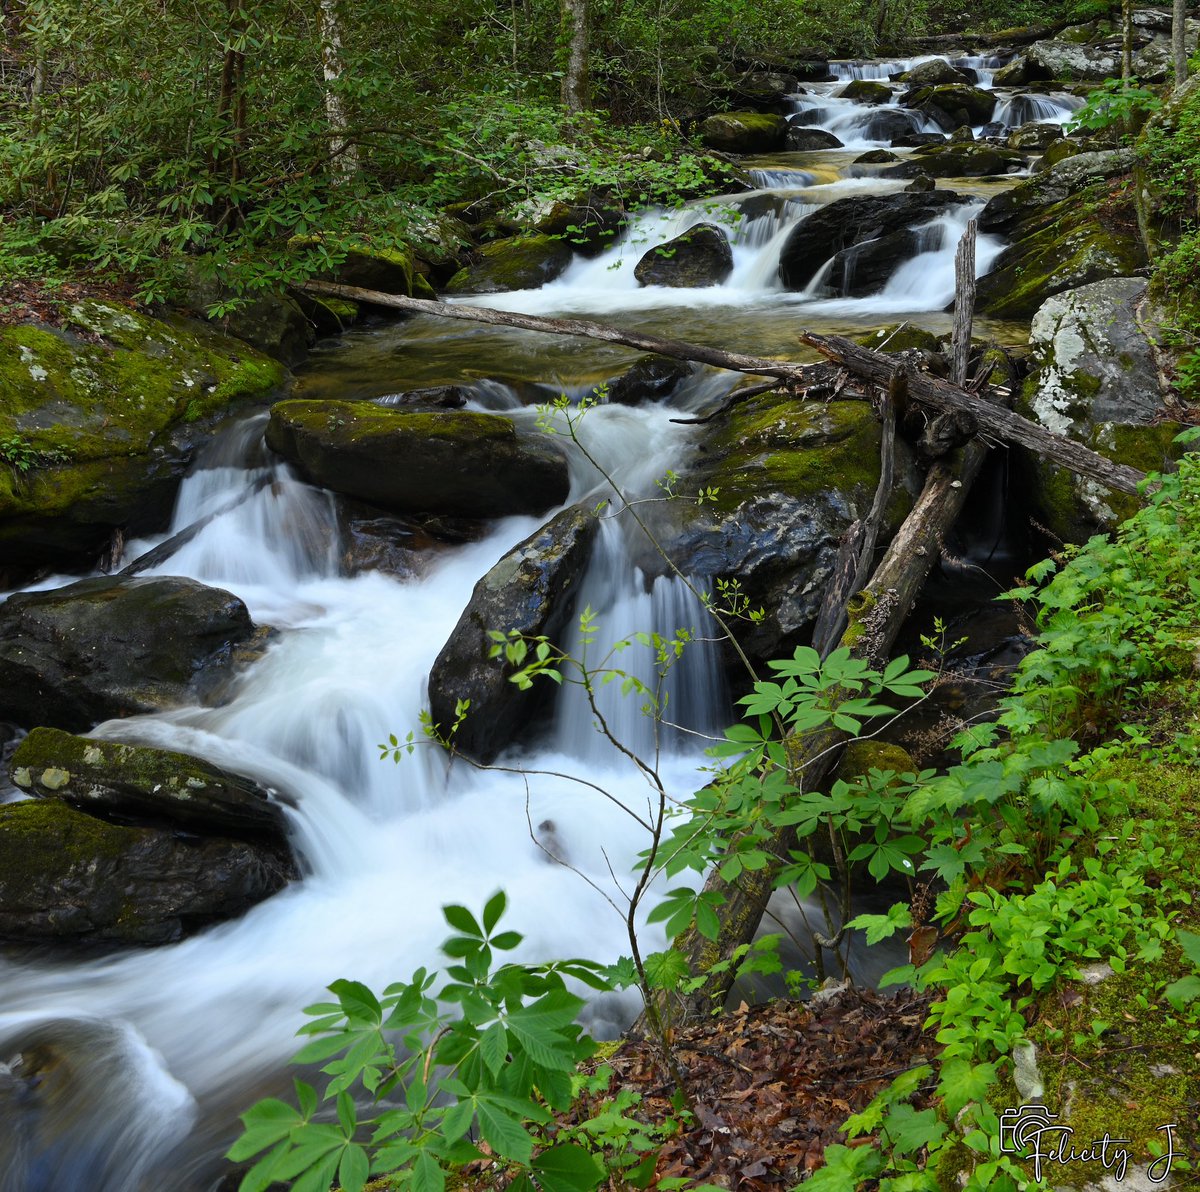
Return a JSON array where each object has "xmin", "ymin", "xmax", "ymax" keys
[
  {"xmin": 785, "ymin": 126, "xmax": 844, "ymax": 150},
  {"xmin": 634, "ymin": 223, "xmax": 734, "ymax": 288},
  {"xmin": 427, "ymin": 503, "xmax": 599, "ymax": 763},
  {"xmin": 0, "ymin": 577, "xmax": 257, "ymax": 732},
  {"xmin": 607, "ymin": 355, "xmax": 696, "ymax": 405},
  {"xmin": 777, "ymin": 191, "xmax": 966, "ymax": 290},
  {"xmin": 0, "ymin": 798, "xmax": 293, "ymax": 948},
  {"xmin": 9, "ymin": 727, "xmax": 288, "ymax": 843},
  {"xmin": 266, "ymin": 400, "xmax": 570, "ymax": 519},
  {"xmin": 699, "ymin": 111, "xmax": 789, "ymax": 153},
  {"xmin": 901, "ymin": 58, "xmax": 971, "ymax": 87}
]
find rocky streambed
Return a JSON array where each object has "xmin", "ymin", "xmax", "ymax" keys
[{"xmin": 0, "ymin": 16, "xmax": 1196, "ymax": 1188}]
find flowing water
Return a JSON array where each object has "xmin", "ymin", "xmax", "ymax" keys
[{"xmin": 0, "ymin": 55, "xmax": 1073, "ymax": 1190}]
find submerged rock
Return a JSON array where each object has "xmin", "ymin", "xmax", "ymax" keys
[
  {"xmin": 658, "ymin": 392, "xmax": 920, "ymax": 668},
  {"xmin": 634, "ymin": 223, "xmax": 734, "ymax": 288},
  {"xmin": 0, "ymin": 798, "xmax": 293, "ymax": 948},
  {"xmin": 266, "ymin": 399, "xmax": 570, "ymax": 519},
  {"xmin": 1021, "ymin": 277, "xmax": 1177, "ymax": 540},
  {"xmin": 9, "ymin": 727, "xmax": 288, "ymax": 843},
  {"xmin": 427, "ymin": 503, "xmax": 599, "ymax": 763},
  {"xmin": 0, "ymin": 577, "xmax": 256, "ymax": 732},
  {"xmin": 777, "ymin": 191, "xmax": 966, "ymax": 291},
  {"xmin": 699, "ymin": 111, "xmax": 788, "ymax": 153},
  {"xmin": 445, "ymin": 234, "xmax": 574, "ymax": 294},
  {"xmin": 0, "ymin": 301, "xmax": 286, "ymax": 573}
]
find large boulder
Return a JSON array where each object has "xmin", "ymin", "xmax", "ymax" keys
[
  {"xmin": 427, "ymin": 503, "xmax": 598, "ymax": 763},
  {"xmin": 902, "ymin": 84, "xmax": 996, "ymax": 129},
  {"xmin": 883, "ymin": 143, "xmax": 1025, "ymax": 178},
  {"xmin": 0, "ymin": 577, "xmax": 257, "ymax": 732},
  {"xmin": 266, "ymin": 400, "xmax": 570, "ymax": 519},
  {"xmin": 653, "ymin": 391, "xmax": 920, "ymax": 669},
  {"xmin": 785, "ymin": 126, "xmax": 844, "ymax": 151},
  {"xmin": 976, "ymin": 151, "xmax": 1147, "ymax": 319},
  {"xmin": 901, "ymin": 59, "xmax": 971, "ymax": 87},
  {"xmin": 0, "ymin": 302, "xmax": 286, "ymax": 575},
  {"xmin": 822, "ymin": 229, "xmax": 928, "ymax": 296},
  {"xmin": 777, "ymin": 191, "xmax": 967, "ymax": 291},
  {"xmin": 699, "ymin": 112, "xmax": 788, "ymax": 153},
  {"xmin": 634, "ymin": 224, "xmax": 734, "ymax": 288},
  {"xmin": 1022, "ymin": 39, "xmax": 1119, "ymax": 81},
  {"xmin": 445, "ymin": 234, "xmax": 574, "ymax": 294},
  {"xmin": 606, "ymin": 355, "xmax": 696, "ymax": 405},
  {"xmin": 840, "ymin": 80, "xmax": 892, "ymax": 105},
  {"xmin": 0, "ymin": 798, "xmax": 293, "ymax": 948},
  {"xmin": 9, "ymin": 727, "xmax": 288, "ymax": 843},
  {"xmin": 1020, "ymin": 277, "xmax": 1178, "ymax": 540}
]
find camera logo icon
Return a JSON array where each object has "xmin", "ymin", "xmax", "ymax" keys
[{"xmin": 999, "ymin": 1104, "xmax": 1059, "ymax": 1155}]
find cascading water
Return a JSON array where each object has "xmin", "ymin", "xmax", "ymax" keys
[{"xmin": 0, "ymin": 46, "xmax": 1079, "ymax": 1188}]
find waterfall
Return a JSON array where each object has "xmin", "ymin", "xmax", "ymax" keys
[
  {"xmin": 991, "ymin": 91, "xmax": 1084, "ymax": 128},
  {"xmin": 0, "ymin": 49, "xmax": 1078, "ymax": 1186}
]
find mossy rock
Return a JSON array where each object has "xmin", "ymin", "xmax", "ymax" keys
[
  {"xmin": 884, "ymin": 143, "xmax": 1024, "ymax": 179},
  {"xmin": 835, "ymin": 740, "xmax": 917, "ymax": 783},
  {"xmin": 266, "ymin": 399, "xmax": 570, "ymax": 519},
  {"xmin": 699, "ymin": 111, "xmax": 788, "ymax": 153},
  {"xmin": 657, "ymin": 391, "xmax": 921, "ymax": 668},
  {"xmin": 288, "ymin": 234, "xmax": 417, "ymax": 296},
  {"xmin": 0, "ymin": 302, "xmax": 286, "ymax": 570},
  {"xmin": 1020, "ymin": 277, "xmax": 1176, "ymax": 540},
  {"xmin": 840, "ymin": 79, "xmax": 892, "ymax": 105},
  {"xmin": 856, "ymin": 324, "xmax": 944, "ymax": 354},
  {"xmin": 902, "ymin": 83, "xmax": 996, "ymax": 128},
  {"xmin": 1134, "ymin": 73, "xmax": 1200, "ymax": 261},
  {"xmin": 0, "ymin": 798, "xmax": 293, "ymax": 949},
  {"xmin": 445, "ymin": 234, "xmax": 574, "ymax": 295},
  {"xmin": 634, "ymin": 223, "xmax": 734, "ymax": 288},
  {"xmin": 10, "ymin": 726, "xmax": 287, "ymax": 842},
  {"xmin": 976, "ymin": 182, "xmax": 1147, "ymax": 321}
]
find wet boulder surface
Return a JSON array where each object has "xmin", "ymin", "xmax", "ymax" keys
[
  {"xmin": 266, "ymin": 399, "xmax": 570, "ymax": 519},
  {"xmin": 0, "ymin": 576, "xmax": 257, "ymax": 732},
  {"xmin": 427, "ymin": 502, "xmax": 598, "ymax": 763},
  {"xmin": 634, "ymin": 223, "xmax": 735, "ymax": 288}
]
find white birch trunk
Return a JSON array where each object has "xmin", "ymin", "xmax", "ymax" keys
[{"xmin": 318, "ymin": 0, "xmax": 358, "ymax": 178}]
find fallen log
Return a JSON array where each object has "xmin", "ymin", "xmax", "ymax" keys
[
  {"xmin": 645, "ymin": 435, "xmax": 992, "ymax": 1027},
  {"xmin": 800, "ymin": 332, "xmax": 1147, "ymax": 497},
  {"xmin": 303, "ymin": 281, "xmax": 1148, "ymax": 499}
]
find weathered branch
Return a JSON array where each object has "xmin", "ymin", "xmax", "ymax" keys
[
  {"xmin": 800, "ymin": 333, "xmax": 1147, "ymax": 497},
  {"xmin": 302, "ymin": 281, "xmax": 1147, "ymax": 499}
]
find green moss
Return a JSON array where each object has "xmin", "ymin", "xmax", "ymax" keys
[
  {"xmin": 699, "ymin": 394, "xmax": 887, "ymax": 515},
  {"xmin": 836, "ymin": 740, "xmax": 916, "ymax": 782},
  {"xmin": 856, "ymin": 324, "xmax": 944, "ymax": 354},
  {"xmin": 0, "ymin": 798, "xmax": 132, "ymax": 878},
  {"xmin": 446, "ymin": 234, "xmax": 573, "ymax": 295}
]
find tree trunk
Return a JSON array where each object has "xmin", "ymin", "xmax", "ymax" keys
[
  {"xmin": 560, "ymin": 0, "xmax": 590, "ymax": 113},
  {"xmin": 317, "ymin": 0, "xmax": 358, "ymax": 178},
  {"xmin": 1174, "ymin": 0, "xmax": 1189, "ymax": 90},
  {"xmin": 1122, "ymin": 0, "xmax": 1134, "ymax": 84}
]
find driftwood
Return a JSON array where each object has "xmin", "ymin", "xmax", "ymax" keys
[
  {"xmin": 800, "ymin": 333, "xmax": 1147, "ymax": 497},
  {"xmin": 951, "ymin": 219, "xmax": 977, "ymax": 390},
  {"xmin": 304, "ymin": 281, "xmax": 1147, "ymax": 499}
]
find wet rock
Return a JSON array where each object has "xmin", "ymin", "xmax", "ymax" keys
[
  {"xmin": 1021, "ymin": 277, "xmax": 1177, "ymax": 540},
  {"xmin": 606, "ymin": 355, "xmax": 696, "ymax": 405},
  {"xmin": 337, "ymin": 499, "xmax": 450, "ymax": 577},
  {"xmin": 992, "ymin": 56, "xmax": 1035, "ymax": 86},
  {"xmin": 0, "ymin": 577, "xmax": 256, "ymax": 732},
  {"xmin": 884, "ymin": 143, "xmax": 1024, "ymax": 178},
  {"xmin": 902, "ymin": 83, "xmax": 996, "ymax": 129},
  {"xmin": 531, "ymin": 198, "xmax": 627, "ymax": 257},
  {"xmin": 427, "ymin": 503, "xmax": 599, "ymax": 763},
  {"xmin": 853, "ymin": 149, "xmax": 900, "ymax": 164},
  {"xmin": 657, "ymin": 392, "xmax": 920, "ymax": 668},
  {"xmin": 445, "ymin": 234, "xmax": 574, "ymax": 294},
  {"xmin": 948, "ymin": 125, "xmax": 975, "ymax": 143},
  {"xmin": 9, "ymin": 727, "xmax": 288, "ymax": 843},
  {"xmin": 901, "ymin": 59, "xmax": 971, "ymax": 87},
  {"xmin": 289, "ymin": 236, "xmax": 421, "ymax": 295},
  {"xmin": 976, "ymin": 150, "xmax": 1146, "ymax": 319},
  {"xmin": 634, "ymin": 223, "xmax": 734, "ymax": 288},
  {"xmin": 375, "ymin": 384, "xmax": 469, "ymax": 411},
  {"xmin": 777, "ymin": 191, "xmax": 967, "ymax": 290},
  {"xmin": 0, "ymin": 798, "xmax": 293, "ymax": 948},
  {"xmin": 823, "ymin": 229, "xmax": 925, "ymax": 296},
  {"xmin": 266, "ymin": 399, "xmax": 569, "ymax": 519},
  {"xmin": 1023, "ymin": 39, "xmax": 1118, "ymax": 81},
  {"xmin": 724, "ymin": 71, "xmax": 802, "ymax": 111},
  {"xmin": 699, "ymin": 111, "xmax": 788, "ymax": 153},
  {"xmin": 784, "ymin": 126, "xmax": 844, "ymax": 151},
  {"xmin": 891, "ymin": 130, "xmax": 947, "ymax": 148},
  {"xmin": 904, "ymin": 174, "xmax": 936, "ymax": 192},
  {"xmin": 840, "ymin": 79, "xmax": 892, "ymax": 104},
  {"xmin": 0, "ymin": 302, "xmax": 287, "ymax": 571},
  {"xmin": 1007, "ymin": 121, "xmax": 1063, "ymax": 151}
]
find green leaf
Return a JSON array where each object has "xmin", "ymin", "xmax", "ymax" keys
[
  {"xmin": 476, "ymin": 1097, "xmax": 534, "ymax": 1163},
  {"xmin": 410, "ymin": 1150, "xmax": 446, "ymax": 1192},
  {"xmin": 338, "ymin": 1143, "xmax": 370, "ymax": 1192},
  {"xmin": 531, "ymin": 1143, "xmax": 605, "ymax": 1192},
  {"xmin": 329, "ymin": 980, "xmax": 382, "ymax": 1024},
  {"xmin": 482, "ymin": 889, "xmax": 507, "ymax": 934},
  {"xmin": 443, "ymin": 903, "xmax": 483, "ymax": 937}
]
